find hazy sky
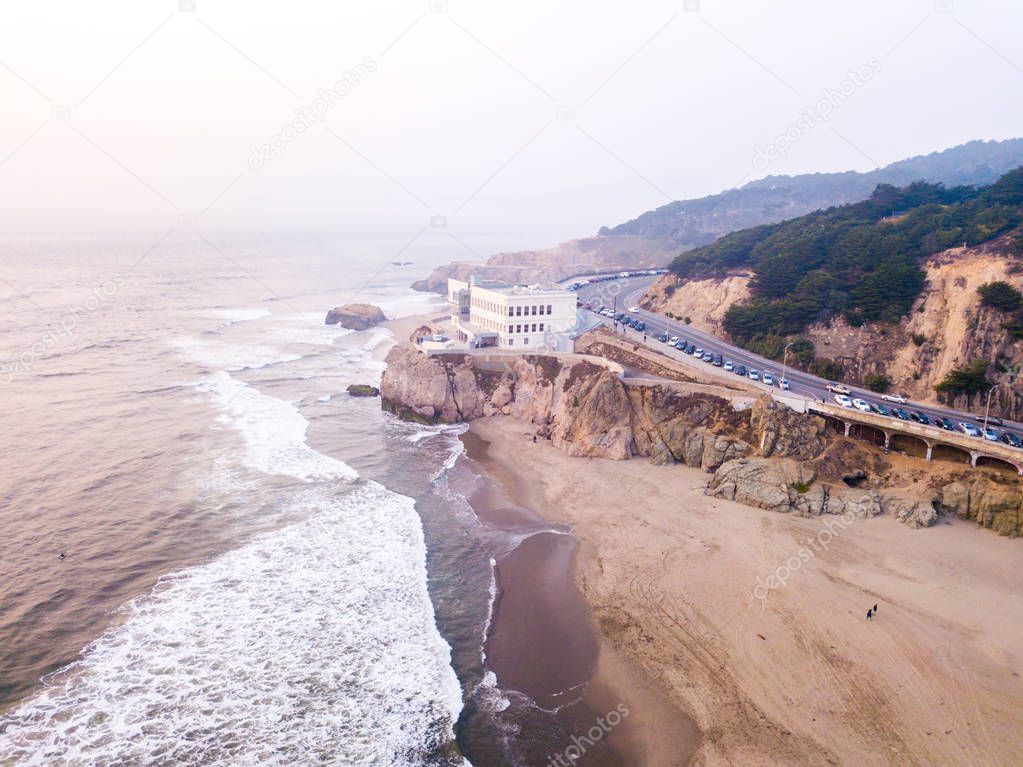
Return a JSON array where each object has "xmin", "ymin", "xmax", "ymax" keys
[{"xmin": 1, "ymin": 0, "xmax": 1021, "ymax": 243}]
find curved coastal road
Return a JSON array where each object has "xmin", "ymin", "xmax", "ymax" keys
[{"xmin": 574, "ymin": 275, "xmax": 1023, "ymax": 440}]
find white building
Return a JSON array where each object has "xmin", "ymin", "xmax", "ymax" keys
[{"xmin": 447, "ymin": 277, "xmax": 578, "ymax": 350}]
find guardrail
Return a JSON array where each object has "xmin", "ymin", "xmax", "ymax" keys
[{"xmin": 808, "ymin": 401, "xmax": 1023, "ymax": 470}]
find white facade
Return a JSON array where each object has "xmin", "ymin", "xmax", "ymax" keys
[{"xmin": 448, "ymin": 278, "xmax": 577, "ymax": 349}]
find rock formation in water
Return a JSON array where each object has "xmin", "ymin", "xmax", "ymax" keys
[{"xmin": 324, "ymin": 303, "xmax": 386, "ymax": 330}]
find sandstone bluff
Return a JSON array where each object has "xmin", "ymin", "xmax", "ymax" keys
[{"xmin": 381, "ymin": 347, "xmax": 1023, "ymax": 535}]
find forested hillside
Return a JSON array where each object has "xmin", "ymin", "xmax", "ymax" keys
[
  {"xmin": 600, "ymin": 138, "xmax": 1023, "ymax": 249},
  {"xmin": 663, "ymin": 168, "xmax": 1023, "ymax": 344}
]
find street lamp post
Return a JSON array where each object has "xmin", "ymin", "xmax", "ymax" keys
[{"xmin": 780, "ymin": 341, "xmax": 794, "ymax": 392}]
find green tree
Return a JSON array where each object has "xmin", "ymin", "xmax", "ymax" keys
[
  {"xmin": 934, "ymin": 360, "xmax": 992, "ymax": 397},
  {"xmin": 864, "ymin": 373, "xmax": 891, "ymax": 393},
  {"xmin": 977, "ymin": 281, "xmax": 1023, "ymax": 312}
]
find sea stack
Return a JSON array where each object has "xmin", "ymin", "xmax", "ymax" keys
[{"xmin": 324, "ymin": 303, "xmax": 387, "ymax": 330}]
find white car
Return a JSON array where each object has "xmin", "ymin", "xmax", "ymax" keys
[
  {"xmin": 881, "ymin": 393, "xmax": 908, "ymax": 404},
  {"xmin": 669, "ymin": 336, "xmax": 679, "ymax": 345},
  {"xmin": 748, "ymin": 369, "xmax": 760, "ymax": 381},
  {"xmin": 834, "ymin": 394, "xmax": 853, "ymax": 408},
  {"xmin": 826, "ymin": 382, "xmax": 851, "ymax": 395},
  {"xmin": 777, "ymin": 378, "xmax": 790, "ymax": 390},
  {"xmin": 762, "ymin": 372, "xmax": 774, "ymax": 385},
  {"xmin": 958, "ymin": 421, "xmax": 980, "ymax": 437},
  {"xmin": 852, "ymin": 398, "xmax": 871, "ymax": 412},
  {"xmin": 724, "ymin": 360, "xmax": 734, "ymax": 372},
  {"xmin": 628, "ymin": 306, "xmax": 640, "ymax": 313}
]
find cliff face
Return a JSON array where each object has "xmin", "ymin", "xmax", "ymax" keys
[
  {"xmin": 805, "ymin": 243, "xmax": 1023, "ymax": 418},
  {"xmin": 378, "ymin": 347, "xmax": 1023, "ymax": 531},
  {"xmin": 640, "ymin": 273, "xmax": 752, "ymax": 335},
  {"xmin": 640, "ymin": 240, "xmax": 1023, "ymax": 420}
]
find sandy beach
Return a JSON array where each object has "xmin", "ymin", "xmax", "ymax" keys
[{"xmin": 468, "ymin": 416, "xmax": 1023, "ymax": 766}]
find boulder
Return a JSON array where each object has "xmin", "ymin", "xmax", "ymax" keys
[
  {"xmin": 884, "ymin": 495, "xmax": 938, "ymax": 528},
  {"xmin": 325, "ymin": 303, "xmax": 387, "ymax": 329},
  {"xmin": 346, "ymin": 384, "xmax": 380, "ymax": 397},
  {"xmin": 708, "ymin": 457, "xmax": 816, "ymax": 514}
]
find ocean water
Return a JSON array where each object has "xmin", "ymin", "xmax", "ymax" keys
[{"xmin": 0, "ymin": 232, "xmax": 606, "ymax": 766}]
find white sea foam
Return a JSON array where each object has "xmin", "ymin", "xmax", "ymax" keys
[
  {"xmin": 212, "ymin": 307, "xmax": 271, "ymax": 326},
  {"xmin": 197, "ymin": 370, "xmax": 357, "ymax": 482},
  {"xmin": 170, "ymin": 335, "xmax": 303, "ymax": 372},
  {"xmin": 0, "ymin": 482, "xmax": 464, "ymax": 766}
]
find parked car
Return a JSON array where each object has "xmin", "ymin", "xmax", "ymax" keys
[
  {"xmin": 983, "ymin": 427, "xmax": 999, "ymax": 442},
  {"xmin": 735, "ymin": 365, "xmax": 747, "ymax": 377},
  {"xmin": 852, "ymin": 398, "xmax": 871, "ymax": 412},
  {"xmin": 723, "ymin": 360, "xmax": 734, "ymax": 372},
  {"xmin": 834, "ymin": 394, "xmax": 853, "ymax": 408},
  {"xmin": 777, "ymin": 378, "xmax": 790, "ymax": 390},
  {"xmin": 693, "ymin": 347, "xmax": 704, "ymax": 356},
  {"xmin": 684, "ymin": 343, "xmax": 696, "ymax": 354},
  {"xmin": 669, "ymin": 336, "xmax": 679, "ymax": 345},
  {"xmin": 910, "ymin": 411, "xmax": 930, "ymax": 425},
  {"xmin": 635, "ymin": 321, "xmax": 646, "ymax": 331},
  {"xmin": 702, "ymin": 352, "xmax": 714, "ymax": 362},
  {"xmin": 973, "ymin": 414, "xmax": 1005, "ymax": 426},
  {"xmin": 881, "ymin": 393, "xmax": 908, "ymax": 404},
  {"xmin": 658, "ymin": 333, "xmax": 668, "ymax": 343},
  {"xmin": 762, "ymin": 372, "xmax": 774, "ymax": 385},
  {"xmin": 940, "ymin": 417, "xmax": 955, "ymax": 431},
  {"xmin": 872, "ymin": 403, "xmax": 892, "ymax": 417},
  {"xmin": 1000, "ymin": 431, "xmax": 1023, "ymax": 448},
  {"xmin": 628, "ymin": 306, "xmax": 640, "ymax": 313},
  {"xmin": 826, "ymin": 382, "xmax": 851, "ymax": 395},
  {"xmin": 675, "ymin": 341, "xmax": 686, "ymax": 350},
  {"xmin": 748, "ymin": 369, "xmax": 760, "ymax": 381},
  {"xmin": 958, "ymin": 421, "xmax": 980, "ymax": 437},
  {"xmin": 712, "ymin": 354, "xmax": 723, "ymax": 366},
  {"xmin": 894, "ymin": 409, "xmax": 910, "ymax": 421}
]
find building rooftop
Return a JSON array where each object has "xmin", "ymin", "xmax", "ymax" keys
[{"xmin": 469, "ymin": 280, "xmax": 572, "ymax": 297}]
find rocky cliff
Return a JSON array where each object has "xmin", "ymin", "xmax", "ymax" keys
[
  {"xmin": 640, "ymin": 239, "xmax": 1023, "ymax": 420},
  {"xmin": 804, "ymin": 242, "xmax": 1023, "ymax": 419},
  {"xmin": 381, "ymin": 347, "xmax": 1023, "ymax": 533},
  {"xmin": 411, "ymin": 235, "xmax": 672, "ymax": 294}
]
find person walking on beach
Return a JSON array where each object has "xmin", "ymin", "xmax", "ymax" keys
[
  {"xmin": 866, "ymin": 608, "xmax": 873, "ymax": 621},
  {"xmin": 873, "ymin": 603, "xmax": 878, "ymax": 614}
]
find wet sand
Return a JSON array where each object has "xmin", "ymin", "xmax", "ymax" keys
[{"xmin": 462, "ymin": 429, "xmax": 700, "ymax": 766}]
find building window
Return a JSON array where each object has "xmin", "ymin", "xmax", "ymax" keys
[
  {"xmin": 539, "ymin": 323, "xmax": 544, "ymax": 331},
  {"xmin": 508, "ymin": 307, "xmax": 513, "ymax": 316},
  {"xmin": 547, "ymin": 305, "xmax": 552, "ymax": 314},
  {"xmin": 531, "ymin": 305, "xmax": 537, "ymax": 315},
  {"xmin": 532, "ymin": 323, "xmax": 536, "ymax": 332},
  {"xmin": 508, "ymin": 338, "xmax": 514, "ymax": 346},
  {"xmin": 508, "ymin": 325, "xmax": 513, "ymax": 333},
  {"xmin": 515, "ymin": 306, "xmax": 521, "ymax": 316},
  {"xmin": 539, "ymin": 305, "xmax": 545, "ymax": 315},
  {"xmin": 523, "ymin": 337, "xmax": 529, "ymax": 345}
]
